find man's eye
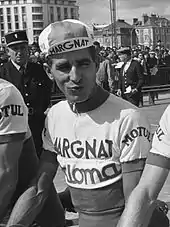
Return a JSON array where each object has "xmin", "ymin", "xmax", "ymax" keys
[
  {"xmin": 56, "ymin": 64, "xmax": 71, "ymax": 72},
  {"xmin": 78, "ymin": 62, "xmax": 91, "ymax": 67}
]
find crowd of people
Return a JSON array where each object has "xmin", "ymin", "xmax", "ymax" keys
[
  {"xmin": 1, "ymin": 37, "xmax": 170, "ymax": 107},
  {"xmin": 0, "ymin": 18, "xmax": 170, "ymax": 227}
]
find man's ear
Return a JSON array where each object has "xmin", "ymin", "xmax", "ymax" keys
[{"xmin": 43, "ymin": 63, "xmax": 54, "ymax": 80}]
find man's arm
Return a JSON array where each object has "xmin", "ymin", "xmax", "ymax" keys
[
  {"xmin": 121, "ymin": 159, "xmax": 145, "ymax": 201},
  {"xmin": 0, "ymin": 138, "xmax": 24, "ymax": 219},
  {"xmin": 117, "ymin": 163, "xmax": 169, "ymax": 227},
  {"xmin": 7, "ymin": 151, "xmax": 59, "ymax": 227}
]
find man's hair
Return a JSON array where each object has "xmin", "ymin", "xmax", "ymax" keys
[
  {"xmin": 93, "ymin": 41, "xmax": 100, "ymax": 48},
  {"xmin": 46, "ymin": 46, "xmax": 96, "ymax": 67}
]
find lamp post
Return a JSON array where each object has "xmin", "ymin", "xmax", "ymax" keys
[{"xmin": 109, "ymin": 0, "xmax": 117, "ymax": 48}]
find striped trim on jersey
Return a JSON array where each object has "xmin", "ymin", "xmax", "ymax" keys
[
  {"xmin": 0, "ymin": 132, "xmax": 26, "ymax": 144},
  {"xmin": 146, "ymin": 152, "xmax": 170, "ymax": 170}
]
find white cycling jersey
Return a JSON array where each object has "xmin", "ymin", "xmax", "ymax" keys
[
  {"xmin": 0, "ymin": 79, "xmax": 30, "ymax": 143},
  {"xmin": 147, "ymin": 104, "xmax": 170, "ymax": 168},
  {"xmin": 43, "ymin": 93, "xmax": 151, "ymax": 189}
]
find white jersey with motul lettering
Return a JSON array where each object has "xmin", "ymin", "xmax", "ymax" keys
[
  {"xmin": 147, "ymin": 105, "xmax": 170, "ymax": 168},
  {"xmin": 43, "ymin": 94, "xmax": 151, "ymax": 189},
  {"xmin": 0, "ymin": 79, "xmax": 30, "ymax": 143}
]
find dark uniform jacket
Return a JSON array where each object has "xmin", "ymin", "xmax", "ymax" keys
[
  {"xmin": 0, "ymin": 60, "xmax": 52, "ymax": 114},
  {"xmin": 0, "ymin": 59, "xmax": 52, "ymax": 157},
  {"xmin": 118, "ymin": 59, "xmax": 144, "ymax": 106},
  {"xmin": 118, "ymin": 59, "xmax": 144, "ymax": 93}
]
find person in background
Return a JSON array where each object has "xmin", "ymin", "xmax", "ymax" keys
[
  {"xmin": 137, "ymin": 51, "xmax": 149, "ymax": 107},
  {"xmin": 148, "ymin": 51, "xmax": 158, "ymax": 105},
  {"xmin": 0, "ymin": 30, "xmax": 52, "ymax": 158},
  {"xmin": 117, "ymin": 47, "xmax": 144, "ymax": 107},
  {"xmin": 96, "ymin": 52, "xmax": 115, "ymax": 93}
]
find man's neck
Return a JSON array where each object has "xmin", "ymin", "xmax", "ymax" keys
[
  {"xmin": 11, "ymin": 59, "xmax": 27, "ymax": 70},
  {"xmin": 124, "ymin": 57, "xmax": 132, "ymax": 64},
  {"xmin": 68, "ymin": 85, "xmax": 109, "ymax": 114}
]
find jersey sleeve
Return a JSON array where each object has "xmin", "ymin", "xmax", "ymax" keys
[
  {"xmin": 147, "ymin": 105, "xmax": 170, "ymax": 169},
  {"xmin": 0, "ymin": 85, "xmax": 28, "ymax": 143},
  {"xmin": 118, "ymin": 110, "xmax": 151, "ymax": 165},
  {"xmin": 42, "ymin": 110, "xmax": 56, "ymax": 153}
]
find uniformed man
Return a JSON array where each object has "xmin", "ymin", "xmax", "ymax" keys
[
  {"xmin": 117, "ymin": 47, "xmax": 144, "ymax": 107},
  {"xmin": 6, "ymin": 19, "xmax": 151, "ymax": 227},
  {"xmin": 0, "ymin": 79, "xmax": 65, "ymax": 227},
  {"xmin": 0, "ymin": 30, "xmax": 52, "ymax": 157}
]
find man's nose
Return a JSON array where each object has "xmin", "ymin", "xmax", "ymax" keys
[{"xmin": 69, "ymin": 66, "xmax": 82, "ymax": 83}]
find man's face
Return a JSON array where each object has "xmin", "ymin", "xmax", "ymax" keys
[
  {"xmin": 118, "ymin": 53, "xmax": 128, "ymax": 62},
  {"xmin": 8, "ymin": 43, "xmax": 29, "ymax": 66},
  {"xmin": 49, "ymin": 48, "xmax": 97, "ymax": 103},
  {"xmin": 150, "ymin": 53, "xmax": 155, "ymax": 58}
]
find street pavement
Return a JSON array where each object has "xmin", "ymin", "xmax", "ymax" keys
[{"xmin": 53, "ymin": 91, "xmax": 170, "ymax": 225}]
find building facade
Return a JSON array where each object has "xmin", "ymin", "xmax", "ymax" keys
[
  {"xmin": 0, "ymin": 0, "xmax": 79, "ymax": 44},
  {"xmin": 134, "ymin": 14, "xmax": 170, "ymax": 49},
  {"xmin": 93, "ymin": 19, "xmax": 137, "ymax": 48}
]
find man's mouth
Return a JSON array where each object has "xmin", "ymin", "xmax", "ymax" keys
[{"xmin": 68, "ymin": 86, "xmax": 83, "ymax": 91}]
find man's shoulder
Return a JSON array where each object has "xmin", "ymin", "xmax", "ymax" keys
[
  {"xmin": 0, "ymin": 79, "xmax": 22, "ymax": 104},
  {"xmin": 104, "ymin": 94, "xmax": 139, "ymax": 118},
  {"xmin": 0, "ymin": 78, "xmax": 15, "ymax": 92},
  {"xmin": 48, "ymin": 100, "xmax": 68, "ymax": 116},
  {"xmin": 27, "ymin": 61, "xmax": 44, "ymax": 70},
  {"xmin": 131, "ymin": 59, "xmax": 140, "ymax": 66},
  {"xmin": 27, "ymin": 62, "xmax": 47, "ymax": 79},
  {"xmin": 0, "ymin": 60, "xmax": 11, "ymax": 69}
]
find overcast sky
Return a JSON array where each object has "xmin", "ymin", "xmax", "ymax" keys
[{"xmin": 77, "ymin": 0, "xmax": 170, "ymax": 25}]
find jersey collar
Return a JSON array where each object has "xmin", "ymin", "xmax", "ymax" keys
[{"xmin": 68, "ymin": 85, "xmax": 110, "ymax": 114}]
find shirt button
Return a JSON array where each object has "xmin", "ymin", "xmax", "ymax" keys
[
  {"xmin": 26, "ymin": 103, "xmax": 30, "ymax": 106},
  {"xmin": 25, "ymin": 93, "xmax": 29, "ymax": 96},
  {"xmin": 24, "ymin": 84, "xmax": 27, "ymax": 87}
]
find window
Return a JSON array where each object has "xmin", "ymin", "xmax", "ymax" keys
[
  {"xmin": 33, "ymin": 30, "xmax": 42, "ymax": 36},
  {"xmin": 23, "ymin": 0, "xmax": 27, "ymax": 3},
  {"xmin": 1, "ymin": 31, "xmax": 5, "ymax": 38},
  {"xmin": 15, "ymin": 15, "xmax": 19, "ymax": 21},
  {"xmin": 57, "ymin": 7, "xmax": 61, "ymax": 20},
  {"xmin": 7, "ymin": 15, "xmax": 11, "ymax": 22},
  {"xmin": 22, "ymin": 15, "xmax": 26, "ymax": 22},
  {"xmin": 22, "ymin": 7, "xmax": 26, "ymax": 13},
  {"xmin": 155, "ymin": 28, "xmax": 159, "ymax": 34},
  {"xmin": 16, "ymin": 0, "xmax": 19, "ymax": 4},
  {"xmin": 32, "ymin": 14, "xmax": 43, "ymax": 20},
  {"xmin": 1, "ymin": 1, "xmax": 4, "ymax": 5},
  {"xmin": 70, "ymin": 8, "xmax": 74, "ymax": 19},
  {"xmin": 6, "ymin": 8, "xmax": 11, "ymax": 15},
  {"xmin": 8, "ymin": 23, "xmax": 12, "ymax": 30},
  {"xmin": 15, "ymin": 22, "xmax": 19, "ymax": 29},
  {"xmin": 156, "ymin": 36, "xmax": 160, "ymax": 42},
  {"xmin": 64, "ymin": 7, "xmax": 68, "ymax": 19},
  {"xmin": 1, "ymin": 24, "xmax": 4, "ymax": 30},
  {"xmin": 23, "ymin": 22, "xmax": 27, "ymax": 29},
  {"xmin": 50, "ymin": 7, "xmax": 54, "ymax": 22},
  {"xmin": 0, "ymin": 16, "xmax": 3, "ymax": 22},
  {"xmin": 0, "ymin": 8, "xmax": 3, "ymax": 15},
  {"xmin": 8, "ymin": 0, "xmax": 12, "ymax": 4},
  {"xmin": 32, "ymin": 7, "xmax": 43, "ymax": 13},
  {"xmin": 33, "ymin": 22, "xmax": 43, "ymax": 28},
  {"xmin": 14, "ymin": 7, "xmax": 18, "ymax": 14}
]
